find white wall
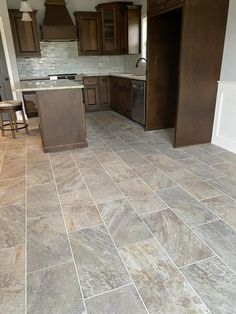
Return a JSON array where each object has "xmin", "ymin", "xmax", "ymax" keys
[
  {"xmin": 220, "ymin": 0, "xmax": 236, "ymax": 82},
  {"xmin": 212, "ymin": 0, "xmax": 236, "ymax": 153},
  {"xmin": 7, "ymin": 0, "xmax": 147, "ymax": 29}
]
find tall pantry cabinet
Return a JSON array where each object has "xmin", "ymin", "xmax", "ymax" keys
[{"xmin": 146, "ymin": 0, "xmax": 229, "ymax": 147}]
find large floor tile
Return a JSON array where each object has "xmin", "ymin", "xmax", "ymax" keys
[
  {"xmin": 63, "ymin": 202, "xmax": 102, "ymax": 232},
  {"xmin": 212, "ymin": 162, "xmax": 236, "ymax": 180},
  {"xmin": 181, "ymin": 256, "xmax": 236, "ymax": 314},
  {"xmin": 183, "ymin": 147, "xmax": 225, "ymax": 165},
  {"xmin": 98, "ymin": 199, "xmax": 152, "ymax": 247},
  {"xmin": 27, "ymin": 161, "xmax": 54, "ymax": 186},
  {"xmin": 105, "ymin": 138, "xmax": 131, "ymax": 152},
  {"xmin": 0, "ymin": 177, "xmax": 25, "ymax": 208},
  {"xmin": 130, "ymin": 141, "xmax": 158, "ymax": 156},
  {"xmin": 202, "ymin": 195, "xmax": 236, "ymax": 230},
  {"xmin": 128, "ymin": 195, "xmax": 167, "ymax": 214},
  {"xmin": 156, "ymin": 144, "xmax": 188, "ymax": 160},
  {"xmin": 86, "ymin": 284, "xmax": 147, "ymax": 314},
  {"xmin": 0, "ymin": 205, "xmax": 25, "ymax": 249},
  {"xmin": 0, "ymin": 157, "xmax": 25, "ymax": 180},
  {"xmin": 60, "ymin": 188, "xmax": 93, "ymax": 207},
  {"xmin": 27, "ymin": 183, "xmax": 60, "ymax": 218},
  {"xmin": 218, "ymin": 151, "xmax": 236, "ymax": 164},
  {"xmin": 177, "ymin": 158, "xmax": 223, "ymax": 180},
  {"xmin": 50, "ymin": 152, "xmax": 76, "ymax": 171},
  {"xmin": 70, "ymin": 225, "xmax": 130, "ymax": 298},
  {"xmin": 27, "ymin": 213, "xmax": 72, "ymax": 273},
  {"xmin": 54, "ymin": 168, "xmax": 84, "ymax": 195},
  {"xmin": 133, "ymin": 165, "xmax": 176, "ymax": 191},
  {"xmin": 143, "ymin": 208, "xmax": 213, "ymax": 267},
  {"xmin": 146, "ymin": 153, "xmax": 182, "ymax": 174},
  {"xmin": 84, "ymin": 173, "xmax": 123, "ymax": 204},
  {"xmin": 4, "ymin": 147, "xmax": 26, "ymax": 161},
  {"xmin": 119, "ymin": 239, "xmax": 208, "ymax": 314},
  {"xmin": 193, "ymin": 220, "xmax": 236, "ymax": 272},
  {"xmin": 117, "ymin": 150, "xmax": 150, "ymax": 169},
  {"xmin": 178, "ymin": 180, "xmax": 221, "ymax": 200},
  {"xmin": 75, "ymin": 156, "xmax": 105, "ymax": 176},
  {"xmin": 208, "ymin": 176, "xmax": 236, "ymax": 200},
  {"xmin": 157, "ymin": 187, "xmax": 217, "ymax": 227},
  {"xmin": 102, "ymin": 160, "xmax": 138, "ymax": 183},
  {"xmin": 118, "ymin": 178, "xmax": 155, "ymax": 197},
  {"xmin": 27, "ymin": 262, "xmax": 84, "ymax": 314},
  {"xmin": 0, "ymin": 245, "xmax": 25, "ymax": 314}
]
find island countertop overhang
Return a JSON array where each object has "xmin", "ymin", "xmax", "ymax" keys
[{"xmin": 13, "ymin": 79, "xmax": 84, "ymax": 92}]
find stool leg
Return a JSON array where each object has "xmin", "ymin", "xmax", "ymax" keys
[
  {"xmin": 0, "ymin": 112, "xmax": 5, "ymax": 137},
  {"xmin": 21, "ymin": 109, "xmax": 29, "ymax": 135},
  {"xmin": 12, "ymin": 111, "xmax": 18, "ymax": 132},
  {"xmin": 9, "ymin": 111, "xmax": 16, "ymax": 139}
]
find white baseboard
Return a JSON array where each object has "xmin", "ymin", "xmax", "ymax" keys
[{"xmin": 212, "ymin": 82, "xmax": 236, "ymax": 153}]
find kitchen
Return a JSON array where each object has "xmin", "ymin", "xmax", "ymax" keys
[{"xmin": 0, "ymin": 1, "xmax": 236, "ymax": 314}]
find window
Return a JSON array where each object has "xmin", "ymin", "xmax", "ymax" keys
[{"xmin": 141, "ymin": 16, "xmax": 147, "ymax": 58}]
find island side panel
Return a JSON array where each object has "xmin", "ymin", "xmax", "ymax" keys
[{"xmin": 36, "ymin": 88, "xmax": 87, "ymax": 152}]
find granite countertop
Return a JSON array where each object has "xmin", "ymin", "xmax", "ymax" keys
[
  {"xmin": 84, "ymin": 72, "xmax": 146, "ymax": 81},
  {"xmin": 14, "ymin": 79, "xmax": 84, "ymax": 92}
]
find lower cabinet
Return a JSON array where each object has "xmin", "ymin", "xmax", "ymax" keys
[
  {"xmin": 83, "ymin": 76, "xmax": 110, "ymax": 111},
  {"xmin": 110, "ymin": 76, "xmax": 133, "ymax": 118},
  {"xmin": 22, "ymin": 91, "xmax": 38, "ymax": 117}
]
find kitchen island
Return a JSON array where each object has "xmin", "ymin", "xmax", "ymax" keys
[{"xmin": 14, "ymin": 79, "xmax": 87, "ymax": 152}]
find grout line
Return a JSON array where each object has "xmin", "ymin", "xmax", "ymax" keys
[
  {"xmin": 84, "ymin": 283, "xmax": 133, "ymax": 301},
  {"xmin": 93, "ymin": 133, "xmax": 213, "ymax": 314},
  {"xmin": 105, "ymin": 126, "xmax": 236, "ymax": 276},
  {"xmin": 70, "ymin": 151, "xmax": 150, "ymax": 314},
  {"xmin": 0, "ymin": 243, "xmax": 25, "ymax": 252},
  {"xmin": 179, "ymin": 255, "xmax": 217, "ymax": 270},
  {"xmin": 67, "ymin": 222, "xmax": 105, "ymax": 234},
  {"xmin": 191, "ymin": 218, "xmax": 221, "ymax": 229},
  {"xmin": 27, "ymin": 260, "xmax": 73, "ymax": 275},
  {"xmin": 48, "ymin": 155, "xmax": 88, "ymax": 314}
]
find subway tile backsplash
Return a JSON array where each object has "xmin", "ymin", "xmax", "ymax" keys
[{"xmin": 17, "ymin": 41, "xmax": 140, "ymax": 79}]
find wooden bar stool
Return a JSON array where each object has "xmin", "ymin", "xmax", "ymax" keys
[{"xmin": 0, "ymin": 100, "xmax": 29, "ymax": 138}]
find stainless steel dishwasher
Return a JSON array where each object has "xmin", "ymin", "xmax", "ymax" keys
[{"xmin": 131, "ymin": 80, "xmax": 146, "ymax": 126}]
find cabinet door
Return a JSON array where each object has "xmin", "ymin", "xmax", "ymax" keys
[
  {"xmin": 98, "ymin": 4, "xmax": 120, "ymax": 54},
  {"xmin": 75, "ymin": 12, "xmax": 102, "ymax": 55},
  {"xmin": 117, "ymin": 6, "xmax": 128, "ymax": 54},
  {"xmin": 84, "ymin": 86, "xmax": 100, "ymax": 111},
  {"xmin": 110, "ymin": 77, "xmax": 119, "ymax": 112},
  {"xmin": 99, "ymin": 76, "xmax": 110, "ymax": 109},
  {"xmin": 9, "ymin": 10, "xmax": 41, "ymax": 57}
]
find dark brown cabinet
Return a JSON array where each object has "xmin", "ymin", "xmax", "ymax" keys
[
  {"xmin": 9, "ymin": 10, "xmax": 41, "ymax": 58},
  {"xmin": 110, "ymin": 76, "xmax": 132, "ymax": 118},
  {"xmin": 146, "ymin": 0, "xmax": 229, "ymax": 147},
  {"xmin": 75, "ymin": 2, "xmax": 141, "ymax": 56},
  {"xmin": 148, "ymin": 0, "xmax": 183, "ymax": 16},
  {"xmin": 74, "ymin": 12, "xmax": 102, "ymax": 55},
  {"xmin": 96, "ymin": 2, "xmax": 141, "ymax": 55},
  {"xmin": 83, "ymin": 76, "xmax": 110, "ymax": 111}
]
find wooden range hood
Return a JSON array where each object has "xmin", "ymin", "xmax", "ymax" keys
[{"xmin": 42, "ymin": 0, "xmax": 77, "ymax": 41}]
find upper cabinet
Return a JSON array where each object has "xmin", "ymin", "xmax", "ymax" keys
[
  {"xmin": 148, "ymin": 0, "xmax": 184, "ymax": 16},
  {"xmin": 96, "ymin": 3, "xmax": 120, "ymax": 54},
  {"xmin": 9, "ymin": 10, "xmax": 41, "ymax": 58},
  {"xmin": 74, "ymin": 12, "xmax": 102, "ymax": 55},
  {"xmin": 75, "ymin": 2, "xmax": 141, "ymax": 56}
]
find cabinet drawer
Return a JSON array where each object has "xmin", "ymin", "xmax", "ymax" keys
[{"xmin": 83, "ymin": 77, "xmax": 98, "ymax": 85}]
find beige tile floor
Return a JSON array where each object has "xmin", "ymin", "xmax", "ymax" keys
[{"xmin": 0, "ymin": 111, "xmax": 236, "ymax": 314}]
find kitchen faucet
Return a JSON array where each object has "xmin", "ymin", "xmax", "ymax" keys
[{"xmin": 136, "ymin": 58, "xmax": 147, "ymax": 68}]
